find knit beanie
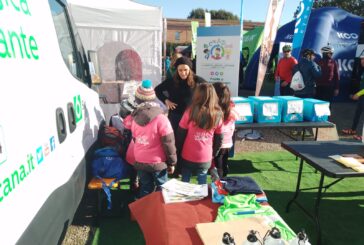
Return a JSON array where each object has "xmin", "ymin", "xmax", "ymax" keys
[
  {"xmin": 134, "ymin": 80, "xmax": 156, "ymax": 103},
  {"xmin": 174, "ymin": 56, "xmax": 193, "ymax": 69}
]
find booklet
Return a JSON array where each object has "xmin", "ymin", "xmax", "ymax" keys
[{"xmin": 161, "ymin": 179, "xmax": 208, "ymax": 204}]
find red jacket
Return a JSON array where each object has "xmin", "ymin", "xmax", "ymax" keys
[
  {"xmin": 275, "ymin": 56, "xmax": 298, "ymax": 83},
  {"xmin": 317, "ymin": 58, "xmax": 340, "ymax": 89}
]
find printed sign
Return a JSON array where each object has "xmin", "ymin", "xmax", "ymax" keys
[
  {"xmin": 196, "ymin": 26, "xmax": 241, "ymax": 96},
  {"xmin": 73, "ymin": 95, "xmax": 83, "ymax": 123}
]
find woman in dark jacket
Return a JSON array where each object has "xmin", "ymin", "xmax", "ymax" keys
[{"xmin": 155, "ymin": 56, "xmax": 205, "ymax": 132}]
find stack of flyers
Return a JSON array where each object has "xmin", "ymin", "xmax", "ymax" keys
[{"xmin": 161, "ymin": 179, "xmax": 208, "ymax": 204}]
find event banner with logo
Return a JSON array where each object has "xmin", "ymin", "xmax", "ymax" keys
[
  {"xmin": 256, "ymin": 0, "xmax": 285, "ymax": 96},
  {"xmin": 191, "ymin": 21, "xmax": 199, "ymax": 59},
  {"xmin": 196, "ymin": 26, "xmax": 241, "ymax": 96},
  {"xmin": 291, "ymin": 0, "xmax": 314, "ymax": 59}
]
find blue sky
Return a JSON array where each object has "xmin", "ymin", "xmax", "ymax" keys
[{"xmin": 134, "ymin": 0, "xmax": 302, "ymax": 25}]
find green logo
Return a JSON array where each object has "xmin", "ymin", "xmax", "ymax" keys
[{"xmin": 73, "ymin": 95, "xmax": 83, "ymax": 123}]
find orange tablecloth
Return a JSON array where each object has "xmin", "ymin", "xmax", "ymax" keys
[{"xmin": 129, "ymin": 191, "xmax": 220, "ymax": 245}]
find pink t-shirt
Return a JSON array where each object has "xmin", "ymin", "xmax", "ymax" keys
[
  {"xmin": 131, "ymin": 114, "xmax": 173, "ymax": 164},
  {"xmin": 124, "ymin": 115, "xmax": 133, "ymax": 130},
  {"xmin": 221, "ymin": 107, "xmax": 238, "ymax": 148},
  {"xmin": 179, "ymin": 109, "xmax": 223, "ymax": 163}
]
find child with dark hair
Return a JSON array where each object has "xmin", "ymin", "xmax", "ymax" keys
[
  {"xmin": 212, "ymin": 82, "xmax": 237, "ymax": 177},
  {"xmin": 177, "ymin": 83, "xmax": 223, "ymax": 184}
]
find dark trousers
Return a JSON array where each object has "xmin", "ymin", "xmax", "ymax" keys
[
  {"xmin": 280, "ymin": 83, "xmax": 294, "ymax": 96},
  {"xmin": 351, "ymin": 96, "xmax": 364, "ymax": 131},
  {"xmin": 214, "ymin": 148, "xmax": 230, "ymax": 177},
  {"xmin": 315, "ymin": 85, "xmax": 335, "ymax": 103},
  {"xmin": 168, "ymin": 111, "xmax": 183, "ymax": 175}
]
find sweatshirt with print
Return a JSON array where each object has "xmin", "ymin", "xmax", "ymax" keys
[{"xmin": 131, "ymin": 102, "xmax": 177, "ymax": 172}]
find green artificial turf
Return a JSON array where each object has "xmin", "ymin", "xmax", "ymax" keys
[{"xmin": 92, "ymin": 151, "xmax": 364, "ymax": 245}]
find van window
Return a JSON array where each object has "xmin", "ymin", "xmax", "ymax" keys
[{"xmin": 48, "ymin": 0, "xmax": 90, "ymax": 86}]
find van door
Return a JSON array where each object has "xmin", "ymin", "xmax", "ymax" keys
[{"xmin": 0, "ymin": 0, "xmax": 104, "ymax": 244}]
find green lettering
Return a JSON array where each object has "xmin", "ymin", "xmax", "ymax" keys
[
  {"xmin": 0, "ymin": 28, "xmax": 11, "ymax": 58},
  {"xmin": 0, "ymin": 182, "xmax": 3, "ymax": 202},
  {"xmin": 20, "ymin": 0, "xmax": 30, "ymax": 16},
  {"xmin": 10, "ymin": 0, "xmax": 19, "ymax": 12},
  {"xmin": 8, "ymin": 30, "xmax": 23, "ymax": 58},
  {"xmin": 20, "ymin": 28, "xmax": 30, "ymax": 59},
  {"xmin": 0, "ymin": 0, "xmax": 3, "ymax": 10},
  {"xmin": 19, "ymin": 165, "xmax": 26, "ymax": 180},
  {"xmin": 11, "ymin": 169, "xmax": 19, "ymax": 189},
  {"xmin": 3, "ymin": 178, "xmax": 12, "ymax": 196},
  {"xmin": 29, "ymin": 35, "xmax": 38, "ymax": 60},
  {"xmin": 27, "ymin": 153, "xmax": 34, "ymax": 171}
]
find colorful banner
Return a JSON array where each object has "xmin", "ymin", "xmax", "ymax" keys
[
  {"xmin": 242, "ymin": 26, "xmax": 264, "ymax": 64},
  {"xmin": 291, "ymin": 0, "xmax": 314, "ymax": 59},
  {"xmin": 191, "ymin": 21, "xmax": 199, "ymax": 59},
  {"xmin": 196, "ymin": 26, "xmax": 241, "ymax": 96},
  {"xmin": 255, "ymin": 0, "xmax": 286, "ymax": 96}
]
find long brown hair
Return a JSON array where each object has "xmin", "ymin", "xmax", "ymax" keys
[
  {"xmin": 213, "ymin": 82, "xmax": 231, "ymax": 121},
  {"xmin": 173, "ymin": 65, "xmax": 196, "ymax": 88},
  {"xmin": 189, "ymin": 83, "xmax": 222, "ymax": 130}
]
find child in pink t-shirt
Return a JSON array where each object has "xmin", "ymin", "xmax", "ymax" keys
[
  {"xmin": 130, "ymin": 80, "xmax": 177, "ymax": 198},
  {"xmin": 212, "ymin": 82, "xmax": 237, "ymax": 178},
  {"xmin": 177, "ymin": 83, "xmax": 223, "ymax": 184}
]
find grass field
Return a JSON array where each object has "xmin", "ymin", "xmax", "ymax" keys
[{"xmin": 90, "ymin": 151, "xmax": 364, "ymax": 245}]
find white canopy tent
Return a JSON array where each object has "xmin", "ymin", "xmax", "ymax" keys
[{"xmin": 68, "ymin": 0, "xmax": 162, "ymax": 86}]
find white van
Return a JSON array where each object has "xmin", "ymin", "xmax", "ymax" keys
[{"xmin": 0, "ymin": 0, "xmax": 104, "ymax": 244}]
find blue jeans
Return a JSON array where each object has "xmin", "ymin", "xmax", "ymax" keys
[
  {"xmin": 181, "ymin": 167, "xmax": 208, "ymax": 184},
  {"xmin": 138, "ymin": 169, "xmax": 168, "ymax": 198}
]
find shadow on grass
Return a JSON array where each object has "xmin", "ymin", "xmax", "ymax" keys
[{"xmin": 262, "ymin": 189, "xmax": 364, "ymax": 245}]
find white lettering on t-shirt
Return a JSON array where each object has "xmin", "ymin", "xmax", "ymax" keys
[
  {"xmin": 194, "ymin": 132, "xmax": 210, "ymax": 141},
  {"xmin": 136, "ymin": 136, "xmax": 149, "ymax": 146}
]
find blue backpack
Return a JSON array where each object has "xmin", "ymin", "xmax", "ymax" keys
[{"xmin": 92, "ymin": 147, "xmax": 129, "ymax": 209}]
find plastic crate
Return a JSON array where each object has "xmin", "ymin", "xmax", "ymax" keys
[
  {"xmin": 303, "ymin": 98, "xmax": 330, "ymax": 122},
  {"xmin": 248, "ymin": 96, "xmax": 282, "ymax": 123},
  {"xmin": 231, "ymin": 97, "xmax": 254, "ymax": 124},
  {"xmin": 274, "ymin": 96, "xmax": 303, "ymax": 122}
]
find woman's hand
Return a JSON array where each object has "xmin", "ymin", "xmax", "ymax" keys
[
  {"xmin": 351, "ymin": 94, "xmax": 359, "ymax": 100},
  {"xmin": 165, "ymin": 99, "xmax": 177, "ymax": 110}
]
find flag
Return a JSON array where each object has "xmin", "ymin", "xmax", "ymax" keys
[
  {"xmin": 191, "ymin": 21, "xmax": 199, "ymax": 59},
  {"xmin": 255, "ymin": 0, "xmax": 285, "ymax": 96},
  {"xmin": 291, "ymin": 0, "xmax": 314, "ymax": 59},
  {"xmin": 205, "ymin": 12, "xmax": 211, "ymax": 27},
  {"xmin": 240, "ymin": 0, "xmax": 244, "ymax": 50}
]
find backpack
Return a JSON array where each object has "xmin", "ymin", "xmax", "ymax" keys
[
  {"xmin": 290, "ymin": 70, "xmax": 305, "ymax": 91},
  {"xmin": 92, "ymin": 147, "xmax": 130, "ymax": 209},
  {"xmin": 100, "ymin": 125, "xmax": 124, "ymax": 155}
]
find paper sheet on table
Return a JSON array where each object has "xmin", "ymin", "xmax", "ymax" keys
[
  {"xmin": 262, "ymin": 103, "xmax": 279, "ymax": 116},
  {"xmin": 235, "ymin": 103, "xmax": 253, "ymax": 117},
  {"xmin": 287, "ymin": 100, "xmax": 303, "ymax": 114},
  {"xmin": 161, "ymin": 179, "xmax": 208, "ymax": 197},
  {"xmin": 196, "ymin": 217, "xmax": 271, "ymax": 245},
  {"xmin": 314, "ymin": 103, "xmax": 331, "ymax": 116},
  {"xmin": 329, "ymin": 155, "xmax": 364, "ymax": 172}
]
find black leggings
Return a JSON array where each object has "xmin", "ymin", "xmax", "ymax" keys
[
  {"xmin": 214, "ymin": 148, "xmax": 230, "ymax": 177},
  {"xmin": 351, "ymin": 97, "xmax": 364, "ymax": 131}
]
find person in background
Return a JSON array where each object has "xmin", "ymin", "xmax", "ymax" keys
[
  {"xmin": 316, "ymin": 46, "xmax": 340, "ymax": 102},
  {"xmin": 212, "ymin": 82, "xmax": 237, "ymax": 178},
  {"xmin": 342, "ymin": 56, "xmax": 364, "ymax": 140},
  {"xmin": 166, "ymin": 53, "xmax": 182, "ymax": 80},
  {"xmin": 293, "ymin": 48, "xmax": 322, "ymax": 98},
  {"xmin": 275, "ymin": 45, "xmax": 298, "ymax": 95},
  {"xmin": 130, "ymin": 80, "xmax": 177, "ymax": 198},
  {"xmin": 165, "ymin": 56, "xmax": 171, "ymax": 75},
  {"xmin": 177, "ymin": 83, "xmax": 223, "ymax": 185}
]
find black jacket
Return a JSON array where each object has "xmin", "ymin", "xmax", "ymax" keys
[{"xmin": 155, "ymin": 75, "xmax": 205, "ymax": 114}]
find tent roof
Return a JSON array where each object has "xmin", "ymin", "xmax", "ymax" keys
[{"xmin": 68, "ymin": 0, "xmax": 162, "ymax": 30}]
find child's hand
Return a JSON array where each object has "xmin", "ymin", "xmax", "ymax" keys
[{"xmin": 167, "ymin": 166, "xmax": 175, "ymax": 174}]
